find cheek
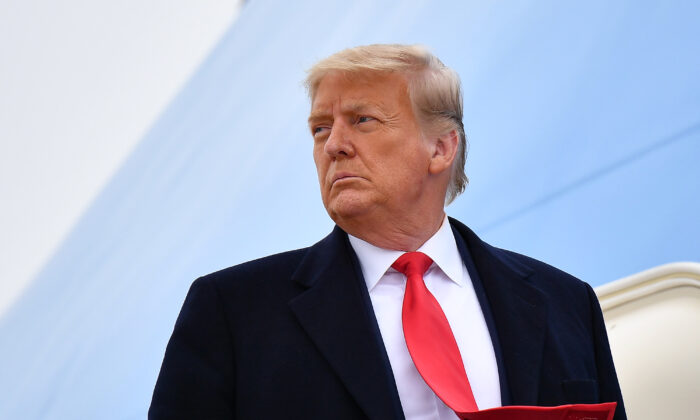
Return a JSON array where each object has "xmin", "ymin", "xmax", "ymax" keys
[
  {"xmin": 312, "ymin": 146, "xmax": 323, "ymax": 168},
  {"xmin": 313, "ymin": 153, "xmax": 329, "ymax": 184}
]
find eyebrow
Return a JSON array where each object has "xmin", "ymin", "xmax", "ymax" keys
[
  {"xmin": 307, "ymin": 112, "xmax": 329, "ymax": 126},
  {"xmin": 308, "ymin": 102, "xmax": 385, "ymax": 126}
]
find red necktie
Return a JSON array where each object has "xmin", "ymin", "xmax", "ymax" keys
[
  {"xmin": 393, "ymin": 251, "xmax": 478, "ymax": 412},
  {"xmin": 393, "ymin": 252, "xmax": 617, "ymax": 420}
]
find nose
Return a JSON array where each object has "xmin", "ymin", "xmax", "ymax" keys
[{"xmin": 323, "ymin": 122, "xmax": 355, "ymax": 159}]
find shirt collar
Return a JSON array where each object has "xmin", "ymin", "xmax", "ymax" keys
[{"xmin": 348, "ymin": 215, "xmax": 465, "ymax": 291}]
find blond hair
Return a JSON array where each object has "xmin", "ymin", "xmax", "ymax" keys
[{"xmin": 305, "ymin": 44, "xmax": 468, "ymax": 204}]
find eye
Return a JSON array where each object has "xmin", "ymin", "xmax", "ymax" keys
[
  {"xmin": 312, "ymin": 125, "xmax": 331, "ymax": 140},
  {"xmin": 357, "ymin": 116, "xmax": 375, "ymax": 124}
]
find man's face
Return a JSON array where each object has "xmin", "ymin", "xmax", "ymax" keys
[{"xmin": 309, "ymin": 71, "xmax": 433, "ymax": 226}]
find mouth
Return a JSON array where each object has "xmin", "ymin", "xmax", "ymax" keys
[{"xmin": 331, "ymin": 172, "xmax": 361, "ymax": 185}]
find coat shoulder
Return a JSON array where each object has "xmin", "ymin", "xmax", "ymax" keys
[
  {"xmin": 189, "ymin": 248, "xmax": 309, "ymax": 305},
  {"xmin": 494, "ymin": 245, "xmax": 594, "ymax": 311},
  {"xmin": 450, "ymin": 216, "xmax": 589, "ymax": 294},
  {"xmin": 500, "ymin": 247, "xmax": 587, "ymax": 288},
  {"xmin": 203, "ymin": 247, "xmax": 309, "ymax": 285}
]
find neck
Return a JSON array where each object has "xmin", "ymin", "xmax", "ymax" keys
[{"xmin": 340, "ymin": 209, "xmax": 446, "ymax": 252}]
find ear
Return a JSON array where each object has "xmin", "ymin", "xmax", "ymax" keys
[{"xmin": 428, "ymin": 129, "xmax": 459, "ymax": 175}]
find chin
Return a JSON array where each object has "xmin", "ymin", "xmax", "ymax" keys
[{"xmin": 324, "ymin": 193, "xmax": 373, "ymax": 224}]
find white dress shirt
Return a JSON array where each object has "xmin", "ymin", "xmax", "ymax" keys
[{"xmin": 348, "ymin": 216, "xmax": 501, "ymax": 419}]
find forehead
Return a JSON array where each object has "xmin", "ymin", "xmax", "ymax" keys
[{"xmin": 310, "ymin": 71, "xmax": 410, "ymax": 112}]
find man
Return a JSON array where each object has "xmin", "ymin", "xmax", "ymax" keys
[{"xmin": 149, "ymin": 44, "xmax": 626, "ymax": 420}]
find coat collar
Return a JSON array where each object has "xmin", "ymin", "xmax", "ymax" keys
[
  {"xmin": 289, "ymin": 226, "xmax": 404, "ymax": 420},
  {"xmin": 449, "ymin": 217, "xmax": 547, "ymax": 405}
]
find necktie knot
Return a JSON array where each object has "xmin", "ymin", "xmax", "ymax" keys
[{"xmin": 392, "ymin": 252, "xmax": 433, "ymax": 278}]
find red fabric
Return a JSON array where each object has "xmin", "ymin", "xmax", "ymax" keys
[
  {"xmin": 393, "ymin": 252, "xmax": 616, "ymax": 420},
  {"xmin": 394, "ymin": 252, "xmax": 478, "ymax": 412},
  {"xmin": 458, "ymin": 402, "xmax": 617, "ymax": 420}
]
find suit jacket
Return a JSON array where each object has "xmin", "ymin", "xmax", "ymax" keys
[{"xmin": 149, "ymin": 218, "xmax": 626, "ymax": 420}]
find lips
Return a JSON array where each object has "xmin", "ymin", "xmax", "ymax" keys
[{"xmin": 331, "ymin": 172, "xmax": 360, "ymax": 185}]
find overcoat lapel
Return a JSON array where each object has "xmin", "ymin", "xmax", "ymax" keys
[
  {"xmin": 288, "ymin": 227, "xmax": 403, "ymax": 420},
  {"xmin": 450, "ymin": 218, "xmax": 548, "ymax": 406}
]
